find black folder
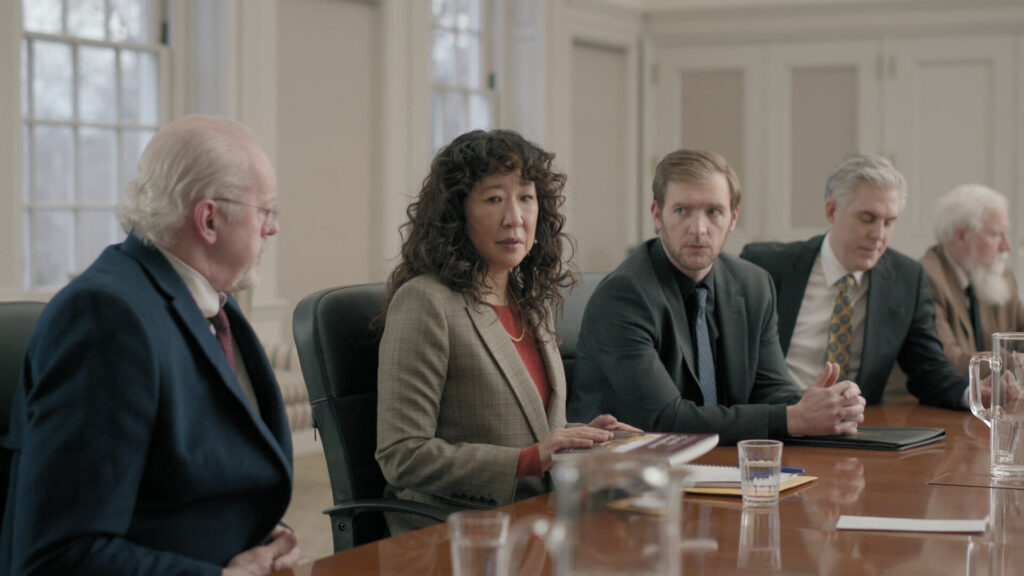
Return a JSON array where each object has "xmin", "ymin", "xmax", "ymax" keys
[{"xmin": 785, "ymin": 426, "xmax": 946, "ymax": 451}]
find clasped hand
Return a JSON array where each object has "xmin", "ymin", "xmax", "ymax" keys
[
  {"xmin": 787, "ymin": 362, "xmax": 866, "ymax": 436},
  {"xmin": 223, "ymin": 525, "xmax": 303, "ymax": 576}
]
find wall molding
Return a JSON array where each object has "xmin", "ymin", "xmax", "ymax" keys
[{"xmin": 645, "ymin": 2, "xmax": 1024, "ymax": 46}]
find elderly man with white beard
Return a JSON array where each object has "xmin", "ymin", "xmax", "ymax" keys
[{"xmin": 921, "ymin": 184, "xmax": 1024, "ymax": 375}]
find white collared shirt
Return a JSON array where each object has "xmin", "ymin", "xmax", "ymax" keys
[
  {"xmin": 784, "ymin": 233, "xmax": 870, "ymax": 389},
  {"xmin": 157, "ymin": 247, "xmax": 259, "ymax": 411}
]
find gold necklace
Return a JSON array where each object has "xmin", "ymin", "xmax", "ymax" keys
[
  {"xmin": 508, "ymin": 322, "xmax": 527, "ymax": 342},
  {"xmin": 494, "ymin": 300, "xmax": 527, "ymax": 342}
]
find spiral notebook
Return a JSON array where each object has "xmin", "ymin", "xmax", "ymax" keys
[{"xmin": 679, "ymin": 464, "xmax": 817, "ymax": 496}]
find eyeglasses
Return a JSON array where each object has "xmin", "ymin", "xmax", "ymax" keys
[{"xmin": 212, "ymin": 197, "xmax": 280, "ymax": 231}]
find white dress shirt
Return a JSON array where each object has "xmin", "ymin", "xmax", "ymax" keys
[
  {"xmin": 785, "ymin": 233, "xmax": 869, "ymax": 389},
  {"xmin": 157, "ymin": 246, "xmax": 260, "ymax": 411}
]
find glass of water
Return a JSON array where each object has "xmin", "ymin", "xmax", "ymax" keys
[
  {"xmin": 448, "ymin": 509, "xmax": 510, "ymax": 576},
  {"xmin": 738, "ymin": 439, "xmax": 783, "ymax": 508}
]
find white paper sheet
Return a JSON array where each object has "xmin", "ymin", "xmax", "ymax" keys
[{"xmin": 835, "ymin": 515, "xmax": 987, "ymax": 533}]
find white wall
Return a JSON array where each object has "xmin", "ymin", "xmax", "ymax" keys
[
  {"xmin": 276, "ymin": 0, "xmax": 381, "ymax": 325},
  {"xmin": 7, "ymin": 0, "xmax": 1024, "ymax": 330}
]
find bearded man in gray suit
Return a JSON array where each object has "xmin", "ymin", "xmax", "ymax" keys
[{"xmin": 568, "ymin": 149, "xmax": 865, "ymax": 444}]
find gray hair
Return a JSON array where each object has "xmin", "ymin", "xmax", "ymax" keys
[
  {"xmin": 933, "ymin": 184, "xmax": 1008, "ymax": 243},
  {"xmin": 825, "ymin": 153, "xmax": 907, "ymax": 210},
  {"xmin": 118, "ymin": 115, "xmax": 262, "ymax": 247}
]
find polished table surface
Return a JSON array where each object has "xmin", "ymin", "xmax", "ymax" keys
[{"xmin": 276, "ymin": 400, "xmax": 1024, "ymax": 575}]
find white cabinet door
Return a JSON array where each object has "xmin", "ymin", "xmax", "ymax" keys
[
  {"xmin": 765, "ymin": 40, "xmax": 882, "ymax": 243},
  {"xmin": 883, "ymin": 35, "xmax": 1016, "ymax": 262},
  {"xmin": 652, "ymin": 45, "xmax": 767, "ymax": 253}
]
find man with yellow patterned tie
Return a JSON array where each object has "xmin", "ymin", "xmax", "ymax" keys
[{"xmin": 742, "ymin": 153, "xmax": 971, "ymax": 409}]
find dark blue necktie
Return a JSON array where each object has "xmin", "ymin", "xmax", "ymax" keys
[
  {"xmin": 695, "ymin": 285, "xmax": 717, "ymax": 407},
  {"xmin": 966, "ymin": 284, "xmax": 985, "ymax": 352}
]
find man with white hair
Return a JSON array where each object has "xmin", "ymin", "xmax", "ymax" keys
[
  {"xmin": 921, "ymin": 184, "xmax": 1024, "ymax": 374},
  {"xmin": 1, "ymin": 115, "xmax": 301, "ymax": 576}
]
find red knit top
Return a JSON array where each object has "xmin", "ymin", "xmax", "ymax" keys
[{"xmin": 492, "ymin": 304, "xmax": 550, "ymax": 478}]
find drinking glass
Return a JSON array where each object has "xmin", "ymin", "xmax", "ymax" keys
[
  {"xmin": 448, "ymin": 510, "xmax": 510, "ymax": 576},
  {"xmin": 738, "ymin": 439, "xmax": 783, "ymax": 508}
]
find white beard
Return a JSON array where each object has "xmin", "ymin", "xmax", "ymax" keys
[
  {"xmin": 229, "ymin": 268, "xmax": 260, "ymax": 293},
  {"xmin": 968, "ymin": 253, "xmax": 1011, "ymax": 306}
]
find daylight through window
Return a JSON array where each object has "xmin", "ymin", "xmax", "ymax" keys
[{"xmin": 21, "ymin": 0, "xmax": 164, "ymax": 292}]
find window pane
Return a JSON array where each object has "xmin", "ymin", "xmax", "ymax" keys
[
  {"xmin": 121, "ymin": 128, "xmax": 154, "ymax": 190},
  {"xmin": 469, "ymin": 93, "xmax": 491, "ymax": 131},
  {"xmin": 76, "ymin": 211, "xmax": 119, "ymax": 271},
  {"xmin": 432, "ymin": 30, "xmax": 455, "ymax": 86},
  {"xmin": 433, "ymin": 0, "xmax": 454, "ymax": 28},
  {"xmin": 444, "ymin": 91, "xmax": 467, "ymax": 141},
  {"xmin": 33, "ymin": 124, "xmax": 74, "ymax": 204},
  {"xmin": 457, "ymin": 0, "xmax": 481, "ymax": 31},
  {"xmin": 22, "ymin": 124, "xmax": 31, "ymax": 204},
  {"xmin": 110, "ymin": 0, "xmax": 150, "ymax": 42},
  {"xmin": 121, "ymin": 49, "xmax": 159, "ymax": 125},
  {"xmin": 21, "ymin": 39, "xmax": 28, "ymax": 117},
  {"xmin": 68, "ymin": 0, "xmax": 107, "ymax": 40},
  {"xmin": 23, "ymin": 0, "xmax": 63, "ymax": 35},
  {"xmin": 32, "ymin": 40, "xmax": 74, "ymax": 120},
  {"xmin": 30, "ymin": 210, "xmax": 74, "ymax": 290},
  {"xmin": 78, "ymin": 45, "xmax": 117, "ymax": 123},
  {"xmin": 456, "ymin": 33, "xmax": 481, "ymax": 89},
  {"xmin": 78, "ymin": 127, "xmax": 118, "ymax": 204},
  {"xmin": 431, "ymin": 90, "xmax": 446, "ymax": 150}
]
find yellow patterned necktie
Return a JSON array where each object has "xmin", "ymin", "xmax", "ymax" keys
[{"xmin": 827, "ymin": 274, "xmax": 856, "ymax": 380}]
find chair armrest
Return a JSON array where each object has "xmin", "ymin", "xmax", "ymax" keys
[{"xmin": 324, "ymin": 498, "xmax": 449, "ymax": 523}]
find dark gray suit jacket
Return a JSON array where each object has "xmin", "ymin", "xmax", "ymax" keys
[
  {"xmin": 568, "ymin": 239, "xmax": 802, "ymax": 444},
  {"xmin": 741, "ymin": 235, "xmax": 966, "ymax": 409}
]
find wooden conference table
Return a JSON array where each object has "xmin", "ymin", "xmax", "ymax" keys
[{"xmin": 276, "ymin": 400, "xmax": 1024, "ymax": 575}]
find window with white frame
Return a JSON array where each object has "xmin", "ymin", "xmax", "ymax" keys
[
  {"xmin": 21, "ymin": 0, "xmax": 165, "ymax": 292},
  {"xmin": 430, "ymin": 0, "xmax": 496, "ymax": 151}
]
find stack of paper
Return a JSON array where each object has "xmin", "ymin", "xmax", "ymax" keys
[{"xmin": 678, "ymin": 464, "xmax": 816, "ymax": 496}]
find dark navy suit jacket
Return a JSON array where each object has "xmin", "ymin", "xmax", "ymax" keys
[
  {"xmin": 1, "ymin": 235, "xmax": 293, "ymax": 575},
  {"xmin": 741, "ymin": 235, "xmax": 967, "ymax": 409},
  {"xmin": 568, "ymin": 238, "xmax": 803, "ymax": 444}
]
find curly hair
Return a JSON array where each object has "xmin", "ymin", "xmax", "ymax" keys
[{"xmin": 384, "ymin": 129, "xmax": 576, "ymax": 339}]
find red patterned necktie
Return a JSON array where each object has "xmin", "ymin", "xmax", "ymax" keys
[{"xmin": 210, "ymin": 307, "xmax": 237, "ymax": 373}]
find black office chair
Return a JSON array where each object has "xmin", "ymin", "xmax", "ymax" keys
[
  {"xmin": 556, "ymin": 273, "xmax": 605, "ymax": 387},
  {"xmin": 0, "ymin": 301, "xmax": 46, "ymax": 519},
  {"xmin": 292, "ymin": 284, "xmax": 447, "ymax": 552}
]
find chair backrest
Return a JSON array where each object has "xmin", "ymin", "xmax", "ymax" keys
[
  {"xmin": 292, "ymin": 284, "xmax": 389, "ymax": 540},
  {"xmin": 0, "ymin": 301, "xmax": 46, "ymax": 516},
  {"xmin": 556, "ymin": 273, "xmax": 605, "ymax": 387}
]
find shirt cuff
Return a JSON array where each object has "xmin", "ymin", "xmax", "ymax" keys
[{"xmin": 516, "ymin": 443, "xmax": 542, "ymax": 478}]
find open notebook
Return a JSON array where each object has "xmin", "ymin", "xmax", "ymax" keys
[{"xmin": 679, "ymin": 464, "xmax": 817, "ymax": 496}]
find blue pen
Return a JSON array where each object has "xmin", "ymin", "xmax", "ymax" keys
[{"xmin": 739, "ymin": 463, "xmax": 805, "ymax": 474}]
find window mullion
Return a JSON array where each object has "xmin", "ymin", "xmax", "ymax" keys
[{"xmin": 22, "ymin": 0, "xmax": 163, "ymax": 293}]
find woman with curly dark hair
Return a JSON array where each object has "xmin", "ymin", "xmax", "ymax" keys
[{"xmin": 375, "ymin": 130, "xmax": 635, "ymax": 534}]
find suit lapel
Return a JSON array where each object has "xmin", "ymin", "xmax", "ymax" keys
[
  {"xmin": 935, "ymin": 247, "xmax": 973, "ymax": 341},
  {"xmin": 715, "ymin": 265, "xmax": 747, "ymax": 404},
  {"xmin": 225, "ymin": 299, "xmax": 291, "ymax": 469},
  {"xmin": 650, "ymin": 241, "xmax": 698, "ymax": 384},
  {"xmin": 862, "ymin": 251, "xmax": 896, "ymax": 373},
  {"xmin": 776, "ymin": 236, "xmax": 822, "ymax": 353},
  {"xmin": 122, "ymin": 236, "xmax": 290, "ymax": 471},
  {"xmin": 465, "ymin": 300, "xmax": 551, "ymax": 442},
  {"xmin": 538, "ymin": 333, "xmax": 566, "ymax": 428}
]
